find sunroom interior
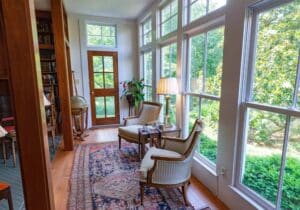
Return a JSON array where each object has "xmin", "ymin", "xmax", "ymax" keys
[{"xmin": 0, "ymin": 0, "xmax": 299, "ymax": 209}]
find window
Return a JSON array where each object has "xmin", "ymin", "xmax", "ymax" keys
[
  {"xmin": 160, "ymin": 0, "xmax": 178, "ymax": 37},
  {"xmin": 160, "ymin": 43, "xmax": 177, "ymax": 124},
  {"xmin": 143, "ymin": 51, "xmax": 153, "ymax": 101},
  {"xmin": 86, "ymin": 23, "xmax": 116, "ymax": 47},
  {"xmin": 184, "ymin": 0, "xmax": 226, "ymax": 24},
  {"xmin": 186, "ymin": 26, "xmax": 224, "ymax": 165},
  {"xmin": 238, "ymin": 1, "xmax": 300, "ymax": 209},
  {"xmin": 142, "ymin": 18, "xmax": 152, "ymax": 46}
]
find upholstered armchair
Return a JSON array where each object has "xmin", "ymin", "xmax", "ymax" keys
[
  {"xmin": 139, "ymin": 119, "xmax": 203, "ymax": 206},
  {"xmin": 118, "ymin": 101, "xmax": 162, "ymax": 151}
]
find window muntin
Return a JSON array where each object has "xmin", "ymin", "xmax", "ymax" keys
[
  {"xmin": 160, "ymin": 43, "xmax": 178, "ymax": 124},
  {"xmin": 86, "ymin": 23, "xmax": 116, "ymax": 47},
  {"xmin": 143, "ymin": 51, "xmax": 153, "ymax": 101},
  {"xmin": 185, "ymin": 0, "xmax": 226, "ymax": 24},
  {"xmin": 186, "ymin": 26, "xmax": 224, "ymax": 165},
  {"xmin": 142, "ymin": 19, "xmax": 152, "ymax": 46},
  {"xmin": 239, "ymin": 1, "xmax": 300, "ymax": 209},
  {"xmin": 160, "ymin": 0, "xmax": 178, "ymax": 37}
]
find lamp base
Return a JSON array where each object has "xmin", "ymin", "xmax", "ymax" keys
[{"xmin": 163, "ymin": 115, "xmax": 173, "ymax": 128}]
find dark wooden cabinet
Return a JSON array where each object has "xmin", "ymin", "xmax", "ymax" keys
[
  {"xmin": 0, "ymin": 11, "xmax": 12, "ymax": 119},
  {"xmin": 36, "ymin": 10, "xmax": 60, "ymax": 131}
]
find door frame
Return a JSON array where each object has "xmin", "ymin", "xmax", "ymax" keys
[{"xmin": 87, "ymin": 50, "xmax": 120, "ymax": 125}]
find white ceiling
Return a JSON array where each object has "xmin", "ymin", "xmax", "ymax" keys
[{"xmin": 34, "ymin": 0, "xmax": 156, "ymax": 19}]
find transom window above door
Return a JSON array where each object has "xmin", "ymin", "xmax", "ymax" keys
[{"xmin": 86, "ymin": 23, "xmax": 117, "ymax": 48}]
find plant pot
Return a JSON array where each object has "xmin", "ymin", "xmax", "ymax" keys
[{"xmin": 126, "ymin": 94, "xmax": 135, "ymax": 107}]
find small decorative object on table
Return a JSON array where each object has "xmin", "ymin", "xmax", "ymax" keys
[{"xmin": 138, "ymin": 124, "xmax": 181, "ymax": 158}]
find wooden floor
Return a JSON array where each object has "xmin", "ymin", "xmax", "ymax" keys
[{"xmin": 51, "ymin": 127, "xmax": 228, "ymax": 210}]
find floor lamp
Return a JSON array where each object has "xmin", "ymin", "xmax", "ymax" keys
[{"xmin": 157, "ymin": 77, "xmax": 178, "ymax": 127}]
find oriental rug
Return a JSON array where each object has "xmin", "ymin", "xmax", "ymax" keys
[{"xmin": 68, "ymin": 142, "xmax": 207, "ymax": 210}]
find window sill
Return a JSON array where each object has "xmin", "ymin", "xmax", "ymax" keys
[
  {"xmin": 193, "ymin": 156, "xmax": 217, "ymax": 177},
  {"xmin": 229, "ymin": 185, "xmax": 268, "ymax": 210}
]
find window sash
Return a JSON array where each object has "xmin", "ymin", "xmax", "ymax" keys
[
  {"xmin": 160, "ymin": 0, "xmax": 178, "ymax": 37},
  {"xmin": 236, "ymin": 1, "xmax": 300, "ymax": 209}
]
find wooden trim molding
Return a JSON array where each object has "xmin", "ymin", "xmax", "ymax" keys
[
  {"xmin": 51, "ymin": 0, "xmax": 74, "ymax": 150},
  {"xmin": 1, "ymin": 0, "xmax": 55, "ymax": 209}
]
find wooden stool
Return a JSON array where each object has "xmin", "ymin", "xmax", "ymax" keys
[{"xmin": 0, "ymin": 182, "xmax": 13, "ymax": 210}]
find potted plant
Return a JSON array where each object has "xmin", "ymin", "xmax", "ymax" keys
[{"xmin": 120, "ymin": 78, "xmax": 145, "ymax": 108}]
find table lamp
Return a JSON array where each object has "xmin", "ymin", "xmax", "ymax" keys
[{"xmin": 157, "ymin": 77, "xmax": 178, "ymax": 127}]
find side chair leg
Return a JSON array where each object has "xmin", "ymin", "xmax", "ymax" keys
[
  {"xmin": 140, "ymin": 183, "xmax": 144, "ymax": 206},
  {"xmin": 182, "ymin": 182, "xmax": 191, "ymax": 207},
  {"xmin": 118, "ymin": 136, "xmax": 121, "ymax": 150}
]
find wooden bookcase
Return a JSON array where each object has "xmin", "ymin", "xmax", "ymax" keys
[
  {"xmin": 0, "ymin": 9, "xmax": 12, "ymax": 119},
  {"xmin": 36, "ymin": 10, "xmax": 60, "ymax": 130}
]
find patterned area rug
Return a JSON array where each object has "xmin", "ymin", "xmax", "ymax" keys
[{"xmin": 68, "ymin": 142, "xmax": 201, "ymax": 210}]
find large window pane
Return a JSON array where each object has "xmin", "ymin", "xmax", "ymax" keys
[
  {"xmin": 252, "ymin": 2, "xmax": 300, "ymax": 107},
  {"xmin": 188, "ymin": 0, "xmax": 226, "ymax": 23},
  {"xmin": 199, "ymin": 99, "xmax": 219, "ymax": 163},
  {"xmin": 209, "ymin": 0, "xmax": 226, "ymax": 12},
  {"xmin": 206, "ymin": 27, "xmax": 224, "ymax": 96},
  {"xmin": 190, "ymin": 34, "xmax": 205, "ymax": 93},
  {"xmin": 143, "ymin": 52, "xmax": 152, "ymax": 86},
  {"xmin": 242, "ymin": 109, "xmax": 286, "ymax": 205},
  {"xmin": 161, "ymin": 43, "xmax": 177, "ymax": 78},
  {"xmin": 189, "ymin": 27, "xmax": 224, "ymax": 96},
  {"xmin": 144, "ymin": 87, "xmax": 152, "ymax": 102},
  {"xmin": 161, "ymin": 0, "xmax": 178, "ymax": 36},
  {"xmin": 190, "ymin": 0, "xmax": 206, "ymax": 22},
  {"xmin": 143, "ymin": 51, "xmax": 152, "ymax": 101},
  {"xmin": 280, "ymin": 117, "xmax": 300, "ymax": 210},
  {"xmin": 142, "ymin": 19, "xmax": 152, "ymax": 45},
  {"xmin": 160, "ymin": 95, "xmax": 176, "ymax": 125},
  {"xmin": 188, "ymin": 96, "xmax": 200, "ymax": 132}
]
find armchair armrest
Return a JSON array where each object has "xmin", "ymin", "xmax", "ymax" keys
[
  {"xmin": 123, "ymin": 116, "xmax": 140, "ymax": 126},
  {"xmin": 150, "ymin": 154, "xmax": 185, "ymax": 162}
]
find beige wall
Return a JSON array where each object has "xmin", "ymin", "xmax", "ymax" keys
[{"xmin": 68, "ymin": 13, "xmax": 139, "ymax": 127}]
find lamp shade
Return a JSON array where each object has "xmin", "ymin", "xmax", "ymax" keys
[
  {"xmin": 157, "ymin": 77, "xmax": 178, "ymax": 95},
  {"xmin": 43, "ymin": 94, "xmax": 51, "ymax": 106}
]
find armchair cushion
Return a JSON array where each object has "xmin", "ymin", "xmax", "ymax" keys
[
  {"xmin": 140, "ymin": 147, "xmax": 182, "ymax": 179},
  {"xmin": 118, "ymin": 125, "xmax": 143, "ymax": 141}
]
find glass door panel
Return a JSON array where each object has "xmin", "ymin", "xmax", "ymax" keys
[{"xmin": 88, "ymin": 51, "xmax": 119, "ymax": 125}]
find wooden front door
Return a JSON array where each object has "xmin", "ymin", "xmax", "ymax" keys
[{"xmin": 88, "ymin": 51, "xmax": 120, "ymax": 125}]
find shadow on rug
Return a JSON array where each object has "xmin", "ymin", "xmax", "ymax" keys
[{"xmin": 68, "ymin": 142, "xmax": 206, "ymax": 210}]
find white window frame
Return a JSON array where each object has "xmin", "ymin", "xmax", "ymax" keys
[
  {"xmin": 159, "ymin": 0, "xmax": 178, "ymax": 38},
  {"xmin": 184, "ymin": 21, "xmax": 225, "ymax": 170},
  {"xmin": 141, "ymin": 18, "xmax": 152, "ymax": 46},
  {"xmin": 234, "ymin": 0, "xmax": 300, "ymax": 209},
  {"xmin": 86, "ymin": 22, "xmax": 117, "ymax": 48}
]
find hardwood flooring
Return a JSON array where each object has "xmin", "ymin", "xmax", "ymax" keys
[{"xmin": 51, "ymin": 127, "xmax": 228, "ymax": 210}]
